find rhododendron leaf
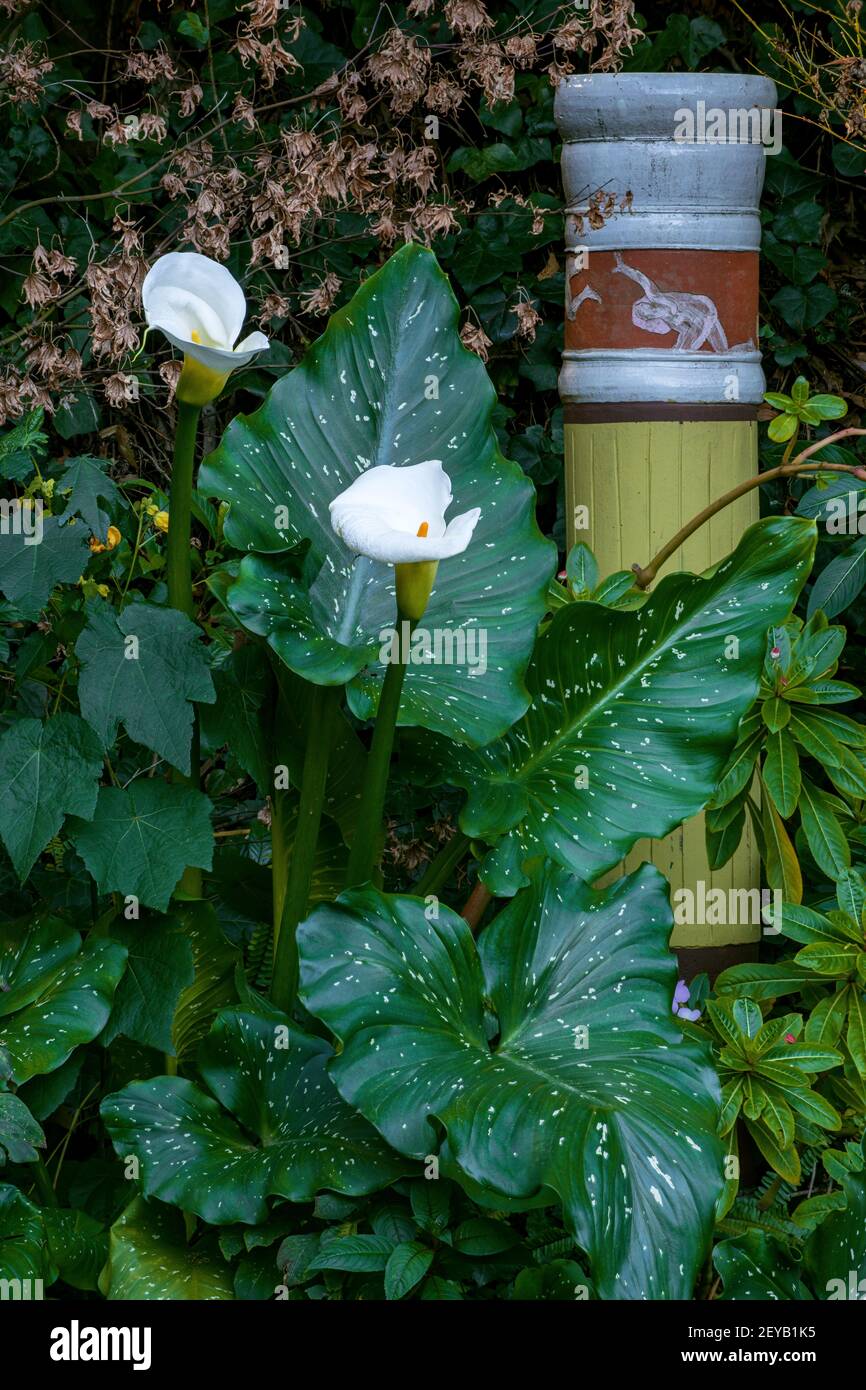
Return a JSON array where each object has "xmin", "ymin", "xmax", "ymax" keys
[
  {"xmin": 298, "ymin": 863, "xmax": 723, "ymax": 1300},
  {"xmin": 199, "ymin": 243, "xmax": 555, "ymax": 747}
]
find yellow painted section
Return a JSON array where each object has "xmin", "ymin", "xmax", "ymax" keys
[{"xmin": 565, "ymin": 419, "xmax": 761, "ymax": 947}]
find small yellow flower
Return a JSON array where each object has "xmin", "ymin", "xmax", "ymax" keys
[
  {"xmin": 89, "ymin": 524, "xmax": 122, "ymax": 554},
  {"xmin": 153, "ymin": 510, "xmax": 169, "ymax": 533},
  {"xmin": 145, "ymin": 502, "xmax": 159, "ymax": 517},
  {"xmin": 96, "ymin": 583, "xmax": 109, "ymax": 598}
]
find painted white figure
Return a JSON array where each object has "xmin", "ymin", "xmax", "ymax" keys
[
  {"xmin": 566, "ymin": 282, "xmax": 602, "ymax": 321},
  {"xmin": 612, "ymin": 252, "xmax": 728, "ymax": 350}
]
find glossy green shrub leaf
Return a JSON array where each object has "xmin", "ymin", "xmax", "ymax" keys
[
  {"xmin": 101, "ymin": 1007, "xmax": 409, "ymax": 1226},
  {"xmin": 415, "ymin": 517, "xmax": 815, "ymax": 891},
  {"xmin": 0, "ymin": 918, "xmax": 126, "ymax": 1082},
  {"xmin": 199, "ymin": 243, "xmax": 555, "ymax": 746},
  {"xmin": 298, "ymin": 863, "xmax": 723, "ymax": 1301}
]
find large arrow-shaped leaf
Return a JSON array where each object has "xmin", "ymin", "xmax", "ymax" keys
[
  {"xmin": 101, "ymin": 1007, "xmax": 409, "ymax": 1226},
  {"xmin": 198, "ymin": 243, "xmax": 555, "ymax": 747},
  {"xmin": 298, "ymin": 863, "xmax": 723, "ymax": 1300},
  {"xmin": 411, "ymin": 517, "xmax": 815, "ymax": 891}
]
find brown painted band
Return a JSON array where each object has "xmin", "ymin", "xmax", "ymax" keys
[
  {"xmin": 564, "ymin": 403, "xmax": 760, "ymax": 424},
  {"xmin": 674, "ymin": 940, "xmax": 759, "ymax": 985}
]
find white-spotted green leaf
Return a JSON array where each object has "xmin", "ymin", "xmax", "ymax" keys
[
  {"xmin": 101, "ymin": 1007, "xmax": 409, "ymax": 1226},
  {"xmin": 198, "ymin": 243, "xmax": 555, "ymax": 747},
  {"xmin": 99, "ymin": 1197, "xmax": 233, "ymax": 1300},
  {"xmin": 0, "ymin": 918, "xmax": 126, "ymax": 1082},
  {"xmin": 298, "ymin": 863, "xmax": 723, "ymax": 1301},
  {"xmin": 408, "ymin": 518, "xmax": 815, "ymax": 890},
  {"xmin": 0, "ymin": 1183, "xmax": 54, "ymax": 1286}
]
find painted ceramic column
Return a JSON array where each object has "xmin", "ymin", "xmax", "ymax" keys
[{"xmin": 554, "ymin": 73, "xmax": 778, "ymax": 970}]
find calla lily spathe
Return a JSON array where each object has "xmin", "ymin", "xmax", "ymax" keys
[
  {"xmin": 329, "ymin": 460, "xmax": 480, "ymax": 565},
  {"xmin": 142, "ymin": 251, "xmax": 268, "ymax": 405}
]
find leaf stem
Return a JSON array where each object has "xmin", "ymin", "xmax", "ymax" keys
[
  {"xmin": 271, "ymin": 684, "xmax": 342, "ymax": 1013},
  {"xmin": 414, "ymin": 830, "xmax": 471, "ymax": 898},
  {"xmin": 345, "ymin": 631, "xmax": 412, "ymax": 888},
  {"xmin": 32, "ymin": 1156, "xmax": 58, "ymax": 1207}
]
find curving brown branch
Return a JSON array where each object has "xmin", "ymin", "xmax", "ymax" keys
[{"xmin": 632, "ymin": 427, "xmax": 866, "ymax": 590}]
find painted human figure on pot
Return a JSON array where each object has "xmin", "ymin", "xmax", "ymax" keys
[{"xmin": 564, "ymin": 248, "xmax": 757, "ymax": 354}]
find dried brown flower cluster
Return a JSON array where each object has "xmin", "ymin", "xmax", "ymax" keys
[{"xmin": 0, "ymin": 1, "xmax": 642, "ymax": 424}]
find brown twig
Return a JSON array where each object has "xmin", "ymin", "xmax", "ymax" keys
[
  {"xmin": 632, "ymin": 428, "xmax": 866, "ymax": 589},
  {"xmin": 461, "ymin": 881, "xmax": 492, "ymax": 931}
]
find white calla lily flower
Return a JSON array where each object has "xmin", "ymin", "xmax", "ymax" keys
[
  {"xmin": 329, "ymin": 460, "xmax": 480, "ymax": 565},
  {"xmin": 142, "ymin": 251, "xmax": 268, "ymax": 405},
  {"xmin": 329, "ymin": 460, "xmax": 480, "ymax": 622}
]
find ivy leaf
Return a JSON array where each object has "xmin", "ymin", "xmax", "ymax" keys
[
  {"xmin": 298, "ymin": 863, "xmax": 723, "ymax": 1301},
  {"xmin": 69, "ymin": 782, "xmax": 214, "ymax": 913},
  {"xmin": 0, "ymin": 514, "xmax": 90, "ymax": 619},
  {"xmin": 199, "ymin": 242, "xmax": 555, "ymax": 747},
  {"xmin": 411, "ymin": 517, "xmax": 815, "ymax": 893},
  {"xmin": 101, "ymin": 1007, "xmax": 410, "ymax": 1226},
  {"xmin": 55, "ymin": 455, "xmax": 120, "ymax": 537},
  {"xmin": 99, "ymin": 1197, "xmax": 233, "ymax": 1300},
  {"xmin": 102, "ymin": 919, "xmax": 195, "ymax": 1054},
  {"xmin": 0, "ymin": 918, "xmax": 126, "ymax": 1083},
  {"xmin": 0, "ymin": 714, "xmax": 103, "ymax": 880},
  {"xmin": 75, "ymin": 601, "xmax": 215, "ymax": 775}
]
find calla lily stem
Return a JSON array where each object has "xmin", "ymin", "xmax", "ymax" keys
[
  {"xmin": 345, "ymin": 623, "xmax": 414, "ymax": 888},
  {"xmin": 271, "ymin": 683, "xmax": 341, "ymax": 1014},
  {"xmin": 413, "ymin": 830, "xmax": 471, "ymax": 898},
  {"xmin": 166, "ymin": 399, "xmax": 203, "ymax": 898},
  {"xmin": 166, "ymin": 401, "xmax": 201, "ymax": 620}
]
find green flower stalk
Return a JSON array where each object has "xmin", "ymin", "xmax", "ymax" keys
[
  {"xmin": 329, "ymin": 459, "xmax": 481, "ymax": 888},
  {"xmin": 143, "ymin": 249, "xmax": 269, "ymax": 898}
]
